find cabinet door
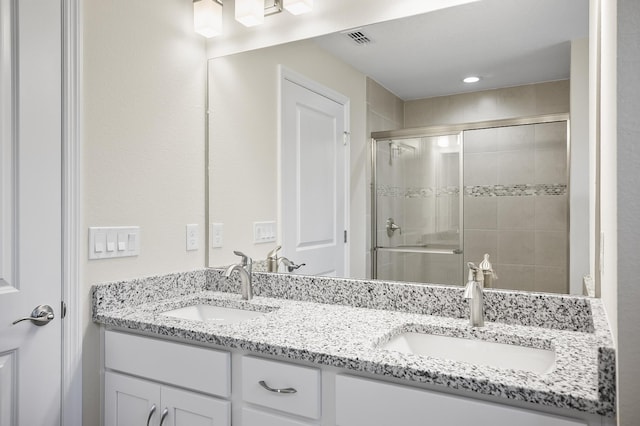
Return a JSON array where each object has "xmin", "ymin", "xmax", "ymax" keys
[
  {"xmin": 335, "ymin": 375, "xmax": 587, "ymax": 426},
  {"xmin": 161, "ymin": 386, "xmax": 231, "ymax": 426},
  {"xmin": 105, "ymin": 372, "xmax": 160, "ymax": 426}
]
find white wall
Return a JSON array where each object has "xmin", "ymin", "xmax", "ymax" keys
[
  {"xmin": 81, "ymin": 0, "xmax": 206, "ymax": 423},
  {"xmin": 615, "ymin": 0, "xmax": 640, "ymax": 423},
  {"xmin": 207, "ymin": 39, "xmax": 367, "ymax": 277}
]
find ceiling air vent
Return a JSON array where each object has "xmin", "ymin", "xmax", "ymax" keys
[{"xmin": 345, "ymin": 30, "xmax": 372, "ymax": 46}]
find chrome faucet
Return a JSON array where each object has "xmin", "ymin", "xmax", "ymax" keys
[
  {"xmin": 278, "ymin": 257, "xmax": 306, "ymax": 273},
  {"xmin": 464, "ymin": 262, "xmax": 484, "ymax": 327},
  {"xmin": 266, "ymin": 246, "xmax": 281, "ymax": 273},
  {"xmin": 224, "ymin": 251, "xmax": 253, "ymax": 300}
]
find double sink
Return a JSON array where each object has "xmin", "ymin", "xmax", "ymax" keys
[{"xmin": 160, "ymin": 302, "xmax": 556, "ymax": 375}]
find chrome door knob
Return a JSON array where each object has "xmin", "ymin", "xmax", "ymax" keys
[{"xmin": 12, "ymin": 304, "xmax": 55, "ymax": 326}]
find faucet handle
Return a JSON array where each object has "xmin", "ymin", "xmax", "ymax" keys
[
  {"xmin": 266, "ymin": 245, "xmax": 281, "ymax": 259},
  {"xmin": 233, "ymin": 251, "xmax": 252, "ymax": 266},
  {"xmin": 466, "ymin": 262, "xmax": 484, "ymax": 283}
]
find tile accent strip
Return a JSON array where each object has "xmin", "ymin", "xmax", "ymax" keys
[
  {"xmin": 464, "ymin": 183, "xmax": 567, "ymax": 197},
  {"xmin": 377, "ymin": 185, "xmax": 460, "ymax": 198}
]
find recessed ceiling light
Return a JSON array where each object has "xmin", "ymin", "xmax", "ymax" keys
[{"xmin": 463, "ymin": 76, "xmax": 480, "ymax": 83}]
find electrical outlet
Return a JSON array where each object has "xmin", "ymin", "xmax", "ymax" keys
[
  {"xmin": 186, "ymin": 224, "xmax": 199, "ymax": 251},
  {"xmin": 211, "ymin": 223, "xmax": 224, "ymax": 248}
]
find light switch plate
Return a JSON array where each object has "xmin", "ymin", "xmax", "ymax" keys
[
  {"xmin": 253, "ymin": 221, "xmax": 276, "ymax": 244},
  {"xmin": 89, "ymin": 226, "xmax": 140, "ymax": 259}
]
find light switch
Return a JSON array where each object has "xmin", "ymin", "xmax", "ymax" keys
[
  {"xmin": 128, "ymin": 233, "xmax": 136, "ymax": 251},
  {"xmin": 117, "ymin": 233, "xmax": 127, "ymax": 251},
  {"xmin": 89, "ymin": 226, "xmax": 140, "ymax": 259},
  {"xmin": 94, "ymin": 234, "xmax": 105, "ymax": 253}
]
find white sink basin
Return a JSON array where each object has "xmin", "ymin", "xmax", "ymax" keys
[
  {"xmin": 381, "ymin": 332, "xmax": 555, "ymax": 374},
  {"xmin": 160, "ymin": 304, "xmax": 268, "ymax": 325}
]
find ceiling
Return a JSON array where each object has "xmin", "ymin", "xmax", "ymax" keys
[{"xmin": 313, "ymin": 0, "xmax": 588, "ymax": 100}]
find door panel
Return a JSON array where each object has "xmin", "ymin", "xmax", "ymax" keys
[
  {"xmin": 163, "ymin": 386, "xmax": 230, "ymax": 426},
  {"xmin": 0, "ymin": 0, "xmax": 62, "ymax": 424},
  {"xmin": 105, "ymin": 372, "xmax": 160, "ymax": 426},
  {"xmin": 282, "ymin": 77, "xmax": 346, "ymax": 277}
]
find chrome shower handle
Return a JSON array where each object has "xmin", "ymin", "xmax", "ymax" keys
[{"xmin": 386, "ymin": 218, "xmax": 402, "ymax": 237}]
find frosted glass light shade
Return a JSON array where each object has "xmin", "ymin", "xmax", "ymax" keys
[
  {"xmin": 235, "ymin": 0, "xmax": 265, "ymax": 27},
  {"xmin": 193, "ymin": 0, "xmax": 223, "ymax": 38},
  {"xmin": 283, "ymin": 0, "xmax": 313, "ymax": 15}
]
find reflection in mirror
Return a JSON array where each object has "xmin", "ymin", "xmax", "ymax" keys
[{"xmin": 207, "ymin": 0, "xmax": 590, "ymax": 295}]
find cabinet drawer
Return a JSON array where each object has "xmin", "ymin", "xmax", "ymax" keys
[
  {"xmin": 335, "ymin": 375, "xmax": 587, "ymax": 426},
  {"xmin": 242, "ymin": 407, "xmax": 313, "ymax": 426},
  {"xmin": 105, "ymin": 330, "xmax": 230, "ymax": 397},
  {"xmin": 242, "ymin": 356, "xmax": 321, "ymax": 419}
]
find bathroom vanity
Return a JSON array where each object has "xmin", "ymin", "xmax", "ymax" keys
[{"xmin": 93, "ymin": 270, "xmax": 615, "ymax": 426}]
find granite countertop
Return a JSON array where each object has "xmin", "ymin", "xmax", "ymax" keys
[{"xmin": 92, "ymin": 269, "xmax": 615, "ymax": 417}]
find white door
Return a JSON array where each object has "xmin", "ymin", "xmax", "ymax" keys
[
  {"xmin": 0, "ymin": 0, "xmax": 63, "ymax": 425},
  {"xmin": 281, "ymin": 73, "xmax": 348, "ymax": 277}
]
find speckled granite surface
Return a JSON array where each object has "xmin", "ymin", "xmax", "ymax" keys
[{"xmin": 92, "ymin": 269, "xmax": 615, "ymax": 417}]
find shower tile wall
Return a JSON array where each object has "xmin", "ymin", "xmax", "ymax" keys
[
  {"xmin": 404, "ymin": 80, "xmax": 569, "ymax": 128},
  {"xmin": 463, "ymin": 122, "xmax": 568, "ymax": 293},
  {"xmin": 367, "ymin": 78, "xmax": 569, "ymax": 289}
]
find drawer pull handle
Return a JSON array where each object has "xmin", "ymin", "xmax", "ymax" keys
[
  {"xmin": 146, "ymin": 404, "xmax": 156, "ymax": 426},
  {"xmin": 159, "ymin": 407, "xmax": 169, "ymax": 426},
  {"xmin": 259, "ymin": 380, "xmax": 297, "ymax": 394}
]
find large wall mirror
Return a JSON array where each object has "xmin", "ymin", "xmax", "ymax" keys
[{"xmin": 207, "ymin": 0, "xmax": 592, "ymax": 296}]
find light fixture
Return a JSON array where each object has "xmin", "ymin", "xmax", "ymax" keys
[
  {"xmin": 193, "ymin": 0, "xmax": 223, "ymax": 38},
  {"xmin": 235, "ymin": 0, "xmax": 264, "ymax": 27},
  {"xmin": 463, "ymin": 76, "xmax": 480, "ymax": 84},
  {"xmin": 283, "ymin": 0, "xmax": 313, "ymax": 15}
]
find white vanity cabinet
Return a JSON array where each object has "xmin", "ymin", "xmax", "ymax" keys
[
  {"xmin": 102, "ymin": 329, "xmax": 601, "ymax": 426},
  {"xmin": 103, "ymin": 330, "xmax": 232, "ymax": 426},
  {"xmin": 105, "ymin": 371, "xmax": 230, "ymax": 426},
  {"xmin": 335, "ymin": 375, "xmax": 588, "ymax": 426}
]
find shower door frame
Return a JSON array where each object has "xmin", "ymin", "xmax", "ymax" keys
[{"xmin": 370, "ymin": 113, "xmax": 571, "ymax": 285}]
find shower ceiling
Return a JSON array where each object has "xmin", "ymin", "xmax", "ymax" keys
[{"xmin": 313, "ymin": 0, "xmax": 588, "ymax": 100}]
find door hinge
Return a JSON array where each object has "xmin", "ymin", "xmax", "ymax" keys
[
  {"xmin": 343, "ymin": 131, "xmax": 350, "ymax": 146},
  {"xmin": 61, "ymin": 301, "xmax": 67, "ymax": 319},
  {"xmin": 344, "ymin": 230, "xmax": 348, "ymax": 243}
]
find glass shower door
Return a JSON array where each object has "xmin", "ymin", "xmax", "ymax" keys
[{"xmin": 372, "ymin": 133, "xmax": 463, "ymax": 285}]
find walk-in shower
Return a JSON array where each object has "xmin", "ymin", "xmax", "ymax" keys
[{"xmin": 372, "ymin": 115, "xmax": 569, "ymax": 293}]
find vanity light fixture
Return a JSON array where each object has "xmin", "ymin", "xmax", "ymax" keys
[
  {"xmin": 193, "ymin": 0, "xmax": 223, "ymax": 38},
  {"xmin": 283, "ymin": 0, "xmax": 313, "ymax": 15},
  {"xmin": 235, "ymin": 0, "xmax": 265, "ymax": 27},
  {"xmin": 194, "ymin": 0, "xmax": 311, "ymax": 37},
  {"xmin": 463, "ymin": 76, "xmax": 480, "ymax": 83}
]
